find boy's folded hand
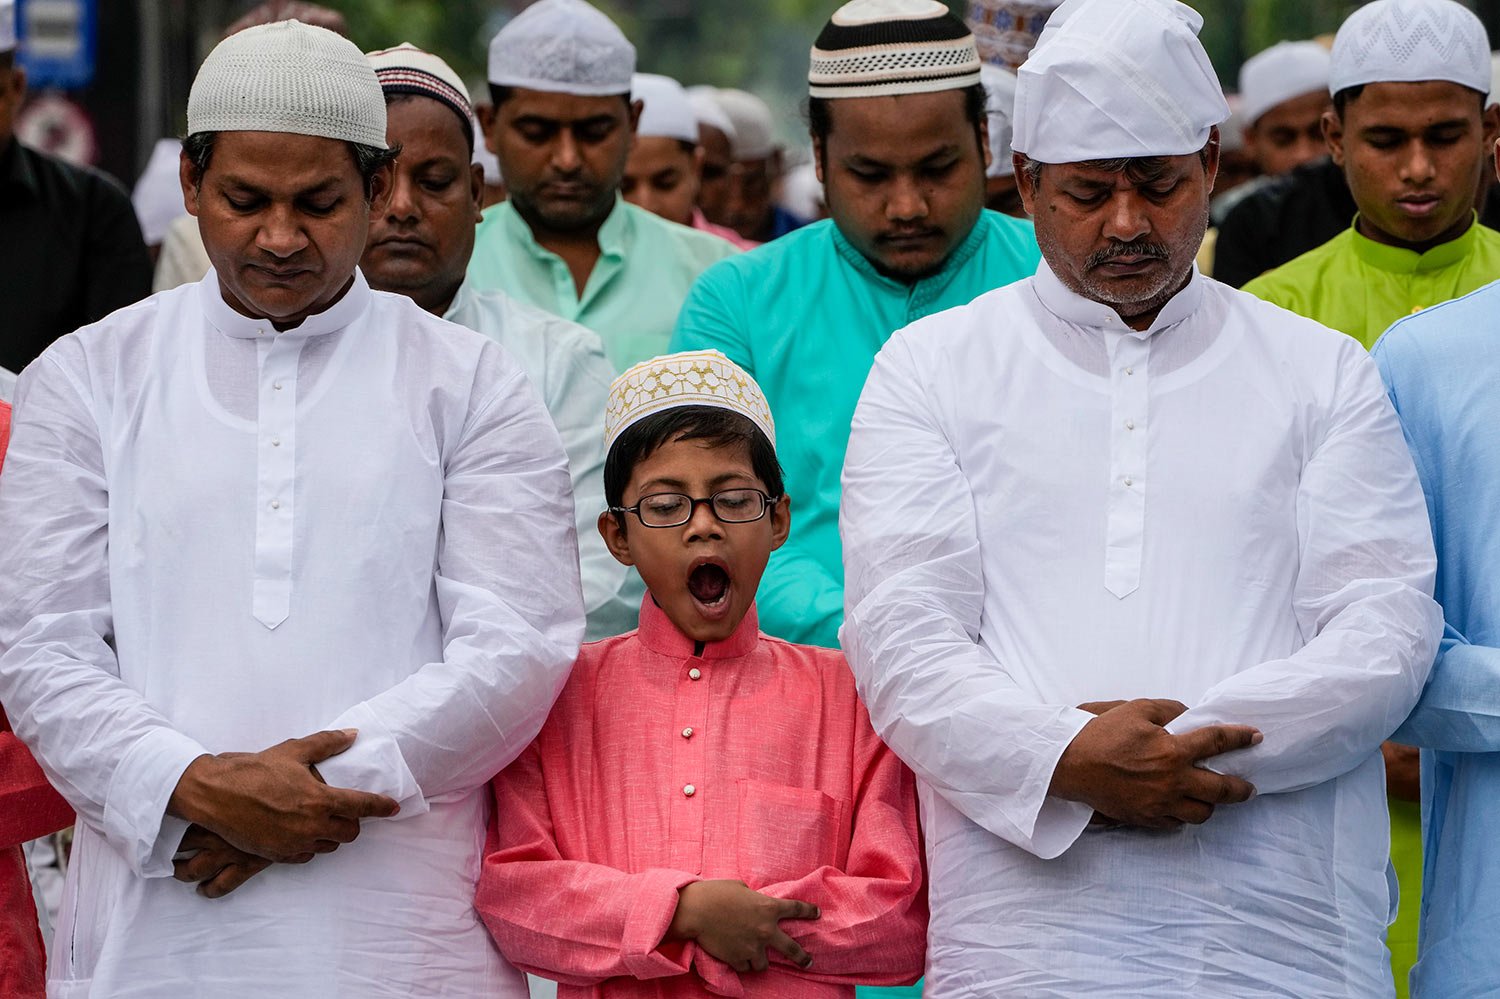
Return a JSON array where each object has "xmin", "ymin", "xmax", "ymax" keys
[{"xmin": 666, "ymin": 879, "xmax": 820, "ymax": 974}]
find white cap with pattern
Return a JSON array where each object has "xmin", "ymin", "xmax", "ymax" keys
[
  {"xmin": 1329, "ymin": 0, "xmax": 1490, "ymax": 98},
  {"xmin": 188, "ymin": 20, "xmax": 388, "ymax": 148},
  {"xmin": 487, "ymin": 0, "xmax": 635, "ymax": 97},
  {"xmin": 633, "ymin": 73, "xmax": 700, "ymax": 145},
  {"xmin": 605, "ymin": 350, "xmax": 776, "ymax": 451}
]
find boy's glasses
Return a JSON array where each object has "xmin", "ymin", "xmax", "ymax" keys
[{"xmin": 610, "ymin": 488, "xmax": 780, "ymax": 529}]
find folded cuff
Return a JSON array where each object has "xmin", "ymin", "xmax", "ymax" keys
[{"xmin": 104, "ymin": 727, "xmax": 208, "ymax": 877}]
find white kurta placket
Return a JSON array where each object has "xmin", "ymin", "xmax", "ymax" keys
[
  {"xmin": 252, "ymin": 330, "xmax": 301, "ymax": 629},
  {"xmin": 1103, "ymin": 330, "xmax": 1150, "ymax": 598}
]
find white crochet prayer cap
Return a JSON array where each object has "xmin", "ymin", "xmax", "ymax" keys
[
  {"xmin": 1239, "ymin": 41, "xmax": 1331, "ymax": 125},
  {"xmin": 687, "ymin": 86, "xmax": 738, "ymax": 142},
  {"xmin": 1013, "ymin": 0, "xmax": 1229, "ymax": 163},
  {"xmin": 605, "ymin": 350, "xmax": 776, "ymax": 451},
  {"xmin": 1329, "ymin": 0, "xmax": 1490, "ymax": 97},
  {"xmin": 809, "ymin": 0, "xmax": 982, "ymax": 99},
  {"xmin": 714, "ymin": 89, "xmax": 776, "ymax": 160},
  {"xmin": 0, "ymin": 0, "xmax": 14, "ymax": 53},
  {"xmin": 982, "ymin": 64, "xmax": 1018, "ymax": 179},
  {"xmin": 187, "ymin": 20, "xmax": 388, "ymax": 148},
  {"xmin": 633, "ymin": 73, "xmax": 700, "ymax": 145},
  {"xmin": 487, "ymin": 0, "xmax": 635, "ymax": 97}
]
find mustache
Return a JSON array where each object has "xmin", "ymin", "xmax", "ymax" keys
[{"xmin": 1086, "ymin": 240, "xmax": 1171, "ymax": 269}]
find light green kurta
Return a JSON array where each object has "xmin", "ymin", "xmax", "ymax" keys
[
  {"xmin": 467, "ymin": 197, "xmax": 737, "ymax": 371},
  {"xmin": 1243, "ymin": 216, "xmax": 1500, "ymax": 349},
  {"xmin": 1246, "ymin": 215, "xmax": 1500, "ymax": 999}
]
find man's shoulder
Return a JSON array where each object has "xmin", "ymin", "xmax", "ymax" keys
[
  {"xmin": 1241, "ymin": 231, "xmax": 1350, "ymax": 301},
  {"xmin": 20, "ymin": 142, "xmax": 134, "ymax": 212},
  {"xmin": 457, "ymin": 286, "xmax": 609, "ymax": 369},
  {"xmin": 1376, "ymin": 278, "xmax": 1500, "ymax": 362}
]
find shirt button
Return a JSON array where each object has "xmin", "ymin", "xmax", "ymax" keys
[
  {"xmin": 683, "ymin": 784, "xmax": 696, "ymax": 797},
  {"xmin": 273, "ymin": 381, "xmax": 283, "ymax": 391},
  {"xmin": 688, "ymin": 668, "xmax": 702, "ymax": 681},
  {"xmin": 1125, "ymin": 419, "xmax": 1135, "ymax": 430},
  {"xmin": 270, "ymin": 437, "xmax": 281, "ymax": 447},
  {"xmin": 682, "ymin": 727, "xmax": 694, "ymax": 739},
  {"xmin": 1124, "ymin": 477, "xmax": 1134, "ymax": 487},
  {"xmin": 1125, "ymin": 367, "xmax": 1134, "ymax": 376},
  {"xmin": 270, "ymin": 499, "xmax": 282, "ymax": 510}
]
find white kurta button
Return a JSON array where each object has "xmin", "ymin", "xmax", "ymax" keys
[
  {"xmin": 1125, "ymin": 420, "xmax": 1135, "ymax": 430},
  {"xmin": 688, "ymin": 667, "xmax": 702, "ymax": 680},
  {"xmin": 1125, "ymin": 367, "xmax": 1134, "ymax": 376},
  {"xmin": 682, "ymin": 727, "xmax": 694, "ymax": 738},
  {"xmin": 273, "ymin": 380, "xmax": 283, "ymax": 391},
  {"xmin": 270, "ymin": 499, "xmax": 281, "ymax": 510},
  {"xmin": 1124, "ymin": 477, "xmax": 1133, "ymax": 487},
  {"xmin": 270, "ymin": 437, "xmax": 281, "ymax": 447},
  {"xmin": 683, "ymin": 784, "xmax": 696, "ymax": 797}
]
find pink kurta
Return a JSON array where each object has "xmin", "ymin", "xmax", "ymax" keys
[
  {"xmin": 692, "ymin": 210, "xmax": 760, "ymax": 252},
  {"xmin": 479, "ymin": 597, "xmax": 925, "ymax": 997}
]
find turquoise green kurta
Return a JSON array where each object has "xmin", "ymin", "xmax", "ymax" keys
[
  {"xmin": 468, "ymin": 197, "xmax": 737, "ymax": 371},
  {"xmin": 1243, "ymin": 216, "xmax": 1500, "ymax": 349},
  {"xmin": 671, "ymin": 212, "xmax": 1041, "ymax": 650}
]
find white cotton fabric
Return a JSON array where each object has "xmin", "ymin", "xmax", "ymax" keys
[
  {"xmin": 443, "ymin": 280, "xmax": 642, "ymax": 641},
  {"xmin": 1239, "ymin": 41, "xmax": 1331, "ymax": 124},
  {"xmin": 687, "ymin": 85, "xmax": 738, "ymax": 142},
  {"xmin": 632, "ymin": 73, "xmax": 700, "ymax": 145},
  {"xmin": 982, "ymin": 64, "xmax": 1018, "ymax": 178},
  {"xmin": 187, "ymin": 20, "xmax": 388, "ymax": 148},
  {"xmin": 0, "ymin": 0, "xmax": 14, "ymax": 53},
  {"xmin": 130, "ymin": 138, "xmax": 187, "ymax": 246},
  {"xmin": 840, "ymin": 266, "xmax": 1441, "ymax": 996},
  {"xmin": 0, "ymin": 365, "xmax": 15, "ymax": 403},
  {"xmin": 0, "ymin": 273, "xmax": 585, "ymax": 997},
  {"xmin": 714, "ymin": 88, "xmax": 776, "ymax": 160},
  {"xmin": 486, "ymin": 0, "xmax": 635, "ymax": 97},
  {"xmin": 1329, "ymin": 0, "xmax": 1491, "ymax": 97},
  {"xmin": 1012, "ymin": 0, "xmax": 1229, "ymax": 163}
]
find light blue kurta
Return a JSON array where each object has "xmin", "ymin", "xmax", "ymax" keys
[
  {"xmin": 1374, "ymin": 280, "xmax": 1500, "ymax": 998},
  {"xmin": 670, "ymin": 212, "xmax": 1041, "ymax": 649}
]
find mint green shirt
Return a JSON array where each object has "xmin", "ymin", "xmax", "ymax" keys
[
  {"xmin": 467, "ymin": 197, "xmax": 737, "ymax": 371},
  {"xmin": 671, "ymin": 212, "xmax": 1042, "ymax": 649}
]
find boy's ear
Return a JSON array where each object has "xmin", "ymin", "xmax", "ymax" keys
[
  {"xmin": 598, "ymin": 510, "xmax": 636, "ymax": 567},
  {"xmin": 768, "ymin": 494, "xmax": 791, "ymax": 553}
]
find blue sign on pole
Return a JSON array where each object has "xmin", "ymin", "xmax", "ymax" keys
[{"xmin": 16, "ymin": 0, "xmax": 97, "ymax": 90}]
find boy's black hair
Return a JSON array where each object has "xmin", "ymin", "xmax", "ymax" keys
[{"xmin": 604, "ymin": 406, "xmax": 784, "ymax": 528}]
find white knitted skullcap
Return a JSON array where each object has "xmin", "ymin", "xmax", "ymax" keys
[
  {"xmin": 715, "ymin": 89, "xmax": 776, "ymax": 160},
  {"xmin": 0, "ymin": 0, "xmax": 15, "ymax": 53},
  {"xmin": 633, "ymin": 73, "xmax": 700, "ymax": 144},
  {"xmin": 981, "ymin": 64, "xmax": 1018, "ymax": 178},
  {"xmin": 488, "ymin": 0, "xmax": 635, "ymax": 97},
  {"xmin": 687, "ymin": 86, "xmax": 738, "ymax": 142},
  {"xmin": 1239, "ymin": 41, "xmax": 1331, "ymax": 125},
  {"xmin": 605, "ymin": 350, "xmax": 776, "ymax": 451},
  {"xmin": 810, "ymin": 0, "xmax": 982, "ymax": 99},
  {"xmin": 1330, "ymin": 0, "xmax": 1490, "ymax": 97},
  {"xmin": 188, "ymin": 20, "xmax": 388, "ymax": 148}
]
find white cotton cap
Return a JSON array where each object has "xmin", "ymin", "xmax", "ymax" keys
[
  {"xmin": 0, "ymin": 0, "xmax": 14, "ymax": 53},
  {"xmin": 187, "ymin": 20, "xmax": 388, "ymax": 148},
  {"xmin": 779, "ymin": 160, "xmax": 824, "ymax": 220},
  {"xmin": 715, "ymin": 88, "xmax": 776, "ymax": 160},
  {"xmin": 1330, "ymin": 0, "xmax": 1490, "ymax": 97},
  {"xmin": 132, "ymin": 138, "xmax": 188, "ymax": 246},
  {"xmin": 487, "ymin": 0, "xmax": 635, "ymax": 97},
  {"xmin": 633, "ymin": 73, "xmax": 700, "ymax": 145},
  {"xmin": 687, "ymin": 85, "xmax": 738, "ymax": 142},
  {"xmin": 1013, "ymin": 0, "xmax": 1228, "ymax": 164},
  {"xmin": 1239, "ymin": 41, "xmax": 1331, "ymax": 125},
  {"xmin": 981, "ymin": 64, "xmax": 1018, "ymax": 178}
]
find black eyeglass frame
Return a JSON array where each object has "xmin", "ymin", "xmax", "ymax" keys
[{"xmin": 609, "ymin": 488, "xmax": 782, "ymax": 529}]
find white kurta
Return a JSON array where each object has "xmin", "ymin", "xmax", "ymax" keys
[
  {"xmin": 444, "ymin": 281, "xmax": 643, "ymax": 640},
  {"xmin": 0, "ymin": 272, "xmax": 585, "ymax": 998},
  {"xmin": 840, "ymin": 263, "xmax": 1441, "ymax": 997}
]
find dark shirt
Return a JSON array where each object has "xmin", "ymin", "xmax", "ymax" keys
[
  {"xmin": 1214, "ymin": 155, "xmax": 1500, "ymax": 288},
  {"xmin": 0, "ymin": 139, "xmax": 152, "ymax": 372},
  {"xmin": 765, "ymin": 204, "xmax": 809, "ymax": 241}
]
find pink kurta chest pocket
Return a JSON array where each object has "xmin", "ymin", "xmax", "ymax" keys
[{"xmin": 733, "ymin": 778, "xmax": 850, "ymax": 889}]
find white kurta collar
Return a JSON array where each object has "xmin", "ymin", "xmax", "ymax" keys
[
  {"xmin": 198, "ymin": 267, "xmax": 374, "ymax": 340},
  {"xmin": 1032, "ymin": 257, "xmax": 1204, "ymax": 338}
]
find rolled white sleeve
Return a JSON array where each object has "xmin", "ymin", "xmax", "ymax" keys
[
  {"xmin": 314, "ymin": 367, "xmax": 585, "ymax": 812},
  {"xmin": 840, "ymin": 336, "xmax": 1094, "ymax": 859},
  {"xmin": 0, "ymin": 353, "xmax": 205, "ymax": 877},
  {"xmin": 1166, "ymin": 348, "xmax": 1441, "ymax": 791}
]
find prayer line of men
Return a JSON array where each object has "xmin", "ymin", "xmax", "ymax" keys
[{"xmin": 2, "ymin": 0, "xmax": 1500, "ymax": 996}]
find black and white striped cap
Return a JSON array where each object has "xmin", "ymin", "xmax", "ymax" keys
[{"xmin": 809, "ymin": 0, "xmax": 982, "ymax": 99}]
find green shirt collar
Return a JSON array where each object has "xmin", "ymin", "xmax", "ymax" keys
[{"xmin": 1351, "ymin": 212, "xmax": 1479, "ymax": 274}]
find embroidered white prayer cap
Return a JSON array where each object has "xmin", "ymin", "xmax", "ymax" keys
[
  {"xmin": 687, "ymin": 85, "xmax": 738, "ymax": 142},
  {"xmin": 487, "ymin": 0, "xmax": 635, "ymax": 97},
  {"xmin": 1012, "ymin": 0, "xmax": 1229, "ymax": 163},
  {"xmin": 1330, "ymin": 0, "xmax": 1490, "ymax": 97},
  {"xmin": 1239, "ymin": 41, "xmax": 1331, "ymax": 125},
  {"xmin": 0, "ymin": 0, "xmax": 15, "ymax": 53},
  {"xmin": 605, "ymin": 350, "xmax": 776, "ymax": 451},
  {"xmin": 808, "ymin": 0, "xmax": 982, "ymax": 99},
  {"xmin": 368, "ymin": 43, "xmax": 472, "ymax": 124},
  {"xmin": 714, "ymin": 89, "xmax": 777, "ymax": 160},
  {"xmin": 633, "ymin": 73, "xmax": 700, "ymax": 145},
  {"xmin": 187, "ymin": 20, "xmax": 388, "ymax": 148},
  {"xmin": 982, "ymin": 64, "xmax": 1018, "ymax": 178}
]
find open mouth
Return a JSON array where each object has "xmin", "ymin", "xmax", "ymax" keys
[{"xmin": 687, "ymin": 560, "xmax": 732, "ymax": 614}]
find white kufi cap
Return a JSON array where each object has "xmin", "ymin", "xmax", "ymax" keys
[
  {"xmin": 633, "ymin": 73, "xmax": 700, "ymax": 145},
  {"xmin": 1330, "ymin": 0, "xmax": 1490, "ymax": 97},
  {"xmin": 1013, "ymin": 0, "xmax": 1229, "ymax": 163},
  {"xmin": 187, "ymin": 20, "xmax": 388, "ymax": 148},
  {"xmin": 487, "ymin": 0, "xmax": 635, "ymax": 97},
  {"xmin": 605, "ymin": 350, "xmax": 776, "ymax": 451},
  {"xmin": 981, "ymin": 64, "xmax": 1018, "ymax": 178},
  {"xmin": 715, "ymin": 89, "xmax": 776, "ymax": 160},
  {"xmin": 687, "ymin": 85, "xmax": 737, "ymax": 142},
  {"xmin": 1239, "ymin": 41, "xmax": 1331, "ymax": 125}
]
